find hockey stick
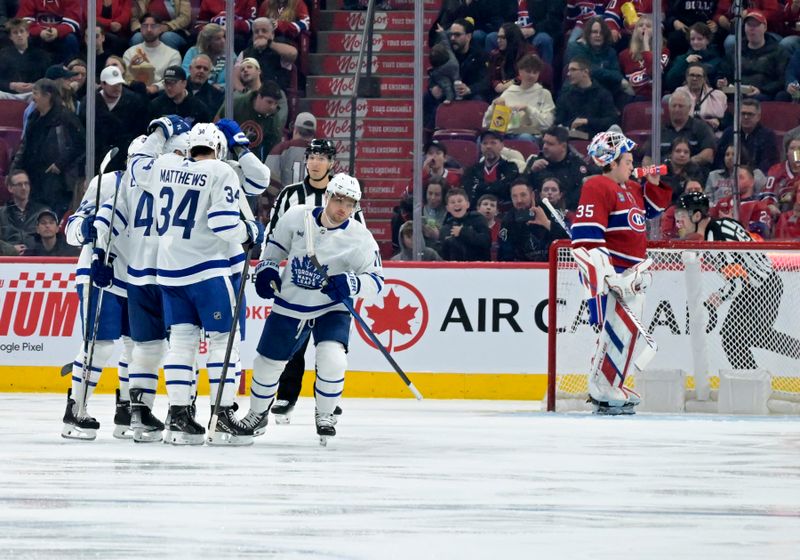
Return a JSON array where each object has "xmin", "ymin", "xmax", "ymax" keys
[
  {"xmin": 77, "ymin": 147, "xmax": 119, "ymax": 416},
  {"xmin": 303, "ymin": 210, "xmax": 423, "ymax": 400},
  {"xmin": 208, "ymin": 192, "xmax": 258, "ymax": 437}
]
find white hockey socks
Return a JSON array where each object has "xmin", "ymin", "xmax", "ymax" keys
[
  {"xmin": 164, "ymin": 324, "xmax": 201, "ymax": 406},
  {"xmin": 71, "ymin": 340, "xmax": 115, "ymax": 411},
  {"xmin": 117, "ymin": 336, "xmax": 134, "ymax": 402},
  {"xmin": 129, "ymin": 339, "xmax": 166, "ymax": 408},
  {"xmin": 314, "ymin": 341, "xmax": 346, "ymax": 415},
  {"xmin": 250, "ymin": 354, "xmax": 285, "ymax": 414},
  {"xmin": 207, "ymin": 331, "xmax": 239, "ymax": 408}
]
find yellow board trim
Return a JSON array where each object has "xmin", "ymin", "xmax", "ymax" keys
[{"xmin": 0, "ymin": 366, "xmax": 548, "ymax": 400}]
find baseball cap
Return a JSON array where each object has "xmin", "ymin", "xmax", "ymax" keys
[
  {"xmin": 745, "ymin": 10, "xmax": 767, "ymax": 25},
  {"xmin": 100, "ymin": 66, "xmax": 125, "ymax": 85},
  {"xmin": 240, "ymin": 57, "xmax": 261, "ymax": 71},
  {"xmin": 36, "ymin": 209, "xmax": 58, "ymax": 222},
  {"xmin": 163, "ymin": 65, "xmax": 187, "ymax": 82},
  {"xmin": 423, "ymin": 139, "xmax": 447, "ymax": 155},
  {"xmin": 45, "ymin": 65, "xmax": 77, "ymax": 80},
  {"xmin": 294, "ymin": 112, "xmax": 317, "ymax": 132},
  {"xmin": 479, "ymin": 129, "xmax": 504, "ymax": 142}
]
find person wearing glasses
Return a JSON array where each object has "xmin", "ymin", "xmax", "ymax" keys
[
  {"xmin": 673, "ymin": 61, "xmax": 727, "ymax": 132},
  {"xmin": 714, "ymin": 98, "xmax": 779, "ymax": 174}
]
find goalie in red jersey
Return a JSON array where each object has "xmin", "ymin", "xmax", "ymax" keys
[{"xmin": 571, "ymin": 130, "xmax": 672, "ymax": 414}]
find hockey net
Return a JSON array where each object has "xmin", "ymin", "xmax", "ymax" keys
[{"xmin": 546, "ymin": 240, "xmax": 800, "ymax": 413}]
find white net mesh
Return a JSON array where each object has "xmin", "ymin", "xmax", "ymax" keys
[{"xmin": 548, "ymin": 241, "xmax": 800, "ymax": 413}]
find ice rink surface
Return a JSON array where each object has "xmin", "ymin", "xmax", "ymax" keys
[{"xmin": 1, "ymin": 394, "xmax": 799, "ymax": 560}]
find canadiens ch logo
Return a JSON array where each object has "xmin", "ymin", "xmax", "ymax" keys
[
  {"xmin": 354, "ymin": 279, "xmax": 428, "ymax": 352},
  {"xmin": 628, "ymin": 208, "xmax": 647, "ymax": 232}
]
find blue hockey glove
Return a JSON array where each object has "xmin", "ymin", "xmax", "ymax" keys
[
  {"xmin": 79, "ymin": 216, "xmax": 97, "ymax": 245},
  {"xmin": 90, "ymin": 249, "xmax": 114, "ymax": 288},
  {"xmin": 321, "ymin": 271, "xmax": 360, "ymax": 303},
  {"xmin": 216, "ymin": 118, "xmax": 250, "ymax": 149},
  {"xmin": 245, "ymin": 220, "xmax": 265, "ymax": 246},
  {"xmin": 147, "ymin": 115, "xmax": 190, "ymax": 139},
  {"xmin": 254, "ymin": 260, "xmax": 281, "ymax": 299}
]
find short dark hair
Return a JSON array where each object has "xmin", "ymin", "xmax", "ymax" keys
[
  {"xmin": 742, "ymin": 98, "xmax": 761, "ymax": 111},
  {"xmin": 257, "ymin": 80, "xmax": 282, "ymax": 101},
  {"xmin": 446, "ymin": 187, "xmax": 468, "ymax": 202},
  {"xmin": 510, "ymin": 177, "xmax": 532, "ymax": 190},
  {"xmin": 689, "ymin": 21, "xmax": 712, "ymax": 40},
  {"xmin": 6, "ymin": 169, "xmax": 28, "ymax": 187},
  {"xmin": 140, "ymin": 12, "xmax": 162, "ymax": 24},
  {"xmin": 738, "ymin": 164, "xmax": 755, "ymax": 179},
  {"xmin": 452, "ymin": 18, "xmax": 473, "ymax": 34},
  {"xmin": 569, "ymin": 56, "xmax": 591, "ymax": 72},
  {"xmin": 516, "ymin": 53, "xmax": 543, "ymax": 73},
  {"xmin": 543, "ymin": 125, "xmax": 570, "ymax": 145},
  {"xmin": 477, "ymin": 193, "xmax": 498, "ymax": 206},
  {"xmin": 685, "ymin": 61, "xmax": 706, "ymax": 77},
  {"xmin": 430, "ymin": 43, "xmax": 450, "ymax": 67}
]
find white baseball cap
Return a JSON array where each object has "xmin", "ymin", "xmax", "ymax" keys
[{"xmin": 100, "ymin": 66, "xmax": 125, "ymax": 85}]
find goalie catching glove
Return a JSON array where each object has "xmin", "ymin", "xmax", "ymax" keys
[{"xmin": 321, "ymin": 271, "xmax": 361, "ymax": 303}]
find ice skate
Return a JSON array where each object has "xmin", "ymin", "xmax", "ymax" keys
[
  {"xmin": 207, "ymin": 406, "xmax": 254, "ymax": 446},
  {"xmin": 130, "ymin": 389, "xmax": 164, "ymax": 443},
  {"xmin": 271, "ymin": 399, "xmax": 295, "ymax": 424},
  {"xmin": 164, "ymin": 394, "xmax": 196, "ymax": 443},
  {"xmin": 315, "ymin": 411, "xmax": 336, "ymax": 447},
  {"xmin": 61, "ymin": 389, "xmax": 100, "ymax": 441},
  {"xmin": 112, "ymin": 389, "xmax": 133, "ymax": 439},
  {"xmin": 167, "ymin": 405, "xmax": 205, "ymax": 445},
  {"xmin": 241, "ymin": 408, "xmax": 270, "ymax": 437}
]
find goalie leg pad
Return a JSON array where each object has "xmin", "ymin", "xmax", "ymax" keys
[
  {"xmin": 573, "ymin": 247, "xmax": 613, "ymax": 300},
  {"xmin": 314, "ymin": 341, "xmax": 346, "ymax": 416},
  {"xmin": 164, "ymin": 324, "xmax": 201, "ymax": 406}
]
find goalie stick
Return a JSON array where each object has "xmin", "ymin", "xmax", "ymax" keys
[{"xmin": 303, "ymin": 209, "xmax": 423, "ymax": 400}]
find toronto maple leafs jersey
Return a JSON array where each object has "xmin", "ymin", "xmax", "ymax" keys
[
  {"xmin": 66, "ymin": 170, "xmax": 130, "ymax": 298},
  {"xmin": 137, "ymin": 152, "xmax": 250, "ymax": 286},
  {"xmin": 262, "ymin": 205, "xmax": 384, "ymax": 320},
  {"xmin": 225, "ymin": 150, "xmax": 270, "ymax": 276}
]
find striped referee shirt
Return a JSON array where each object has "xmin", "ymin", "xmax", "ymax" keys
[{"xmin": 705, "ymin": 217, "xmax": 773, "ymax": 298}]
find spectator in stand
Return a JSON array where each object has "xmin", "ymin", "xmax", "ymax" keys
[
  {"xmin": 524, "ymin": 125, "xmax": 600, "ymax": 210},
  {"xmin": 428, "ymin": 0, "xmax": 473, "ymax": 47},
  {"xmin": 148, "ymin": 65, "xmax": 213, "ymax": 124},
  {"xmin": 490, "ymin": 22, "xmax": 536, "ymax": 96},
  {"xmin": 429, "ymin": 24, "xmax": 460, "ymax": 104},
  {"xmin": 392, "ymin": 221, "xmax": 442, "ymax": 262},
  {"xmin": 130, "ymin": 0, "xmax": 191, "ymax": 52},
  {"xmin": 0, "ymin": 170, "xmax": 47, "ymax": 252},
  {"xmin": 763, "ymin": 137, "xmax": 800, "ymax": 212},
  {"xmin": 11, "ymin": 78, "xmax": 84, "ymax": 216},
  {"xmin": 716, "ymin": 10, "xmax": 788, "ymax": 101},
  {"xmin": 25, "ymin": 208, "xmax": 78, "ymax": 256},
  {"xmin": 258, "ymin": 0, "xmax": 310, "ymax": 47},
  {"xmin": 775, "ymin": 190, "xmax": 800, "ymax": 239},
  {"xmin": 644, "ymin": 89, "xmax": 715, "ymax": 167},
  {"xmin": 195, "ymin": 0, "xmax": 255, "ymax": 53},
  {"xmin": 0, "ymin": 0, "xmax": 13, "ymax": 45},
  {"xmin": 661, "ymin": 178, "xmax": 705, "ymax": 239},
  {"xmin": 565, "ymin": 0, "xmax": 607, "ymax": 46},
  {"xmin": 706, "ymin": 144, "xmax": 766, "ymax": 205},
  {"xmin": 513, "ymin": 0, "xmax": 563, "ymax": 66},
  {"xmin": 422, "ymin": 140, "xmax": 461, "ymax": 189},
  {"xmin": 715, "ymin": 98, "xmax": 778, "ymax": 173},
  {"xmin": 727, "ymin": 164, "xmax": 779, "ymax": 235},
  {"xmin": 497, "ymin": 178, "xmax": 569, "ymax": 262},
  {"xmin": 665, "ymin": 22, "xmax": 723, "ymax": 93},
  {"xmin": 0, "ymin": 18, "xmax": 49, "ymax": 95},
  {"xmin": 476, "ymin": 193, "xmax": 500, "ymax": 260},
  {"xmin": 783, "ymin": 47, "xmax": 800, "ymax": 102},
  {"xmin": 79, "ymin": 65, "xmax": 148, "ymax": 173},
  {"xmin": 665, "ymin": 0, "xmax": 721, "ymax": 57},
  {"xmin": 661, "ymin": 136, "xmax": 706, "ymax": 204},
  {"xmin": 468, "ymin": 0, "xmax": 517, "ymax": 50},
  {"xmin": 187, "ymin": 54, "xmax": 224, "ymax": 113},
  {"xmin": 65, "ymin": 58, "xmax": 87, "ymax": 100},
  {"xmin": 16, "ymin": 0, "xmax": 81, "ymax": 63},
  {"xmin": 104, "ymin": 55, "xmax": 149, "ymax": 99},
  {"xmin": 235, "ymin": 17, "xmax": 296, "ymax": 94},
  {"xmin": 123, "ymin": 13, "xmax": 182, "ymax": 95},
  {"xmin": 539, "ymin": 176, "xmax": 571, "ymax": 227},
  {"xmin": 604, "ymin": 0, "xmax": 666, "ymax": 45},
  {"xmin": 93, "ymin": 0, "xmax": 131, "ymax": 56},
  {"xmin": 462, "ymin": 130, "xmax": 519, "ymax": 210},
  {"xmin": 265, "ymin": 111, "xmax": 317, "ymax": 191},
  {"xmin": 618, "ymin": 15, "xmax": 669, "ymax": 101},
  {"xmin": 718, "ymin": 1, "xmax": 783, "ymax": 56},
  {"xmin": 482, "ymin": 53, "xmax": 554, "ymax": 140},
  {"xmin": 781, "ymin": 0, "xmax": 800, "ymax": 57},
  {"xmin": 439, "ymin": 187, "xmax": 491, "ymax": 261},
  {"xmin": 673, "ymin": 61, "xmax": 727, "ymax": 133},
  {"xmin": 567, "ymin": 17, "xmax": 632, "ymax": 106},
  {"xmin": 182, "ymin": 23, "xmax": 229, "ymax": 87},
  {"xmin": 555, "ymin": 57, "xmax": 618, "ymax": 138},
  {"xmin": 236, "ymin": 57, "xmax": 262, "ymax": 94},
  {"xmin": 216, "ymin": 80, "xmax": 284, "ymax": 162},
  {"xmin": 82, "ymin": 26, "xmax": 113, "ymax": 79}
]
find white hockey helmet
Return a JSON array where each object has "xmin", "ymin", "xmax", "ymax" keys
[
  {"xmin": 587, "ymin": 130, "xmax": 637, "ymax": 167},
  {"xmin": 127, "ymin": 134, "xmax": 148, "ymax": 158},
  {"xmin": 213, "ymin": 127, "xmax": 229, "ymax": 161},
  {"xmin": 326, "ymin": 173, "xmax": 361, "ymax": 203},
  {"xmin": 188, "ymin": 122, "xmax": 223, "ymax": 158},
  {"xmin": 164, "ymin": 133, "xmax": 190, "ymax": 157}
]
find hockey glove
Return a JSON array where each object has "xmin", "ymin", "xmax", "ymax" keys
[
  {"xmin": 245, "ymin": 220, "xmax": 265, "ymax": 246},
  {"xmin": 147, "ymin": 115, "xmax": 190, "ymax": 139},
  {"xmin": 90, "ymin": 249, "xmax": 114, "ymax": 288},
  {"xmin": 254, "ymin": 260, "xmax": 281, "ymax": 299},
  {"xmin": 79, "ymin": 216, "xmax": 97, "ymax": 245},
  {"xmin": 216, "ymin": 118, "xmax": 250, "ymax": 149},
  {"xmin": 321, "ymin": 271, "xmax": 360, "ymax": 303}
]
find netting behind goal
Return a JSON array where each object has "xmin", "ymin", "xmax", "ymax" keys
[{"xmin": 546, "ymin": 240, "xmax": 800, "ymax": 413}]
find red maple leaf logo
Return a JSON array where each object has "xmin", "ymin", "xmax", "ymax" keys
[{"xmin": 364, "ymin": 288, "xmax": 418, "ymax": 352}]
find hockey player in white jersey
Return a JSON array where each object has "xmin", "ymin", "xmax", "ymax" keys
[
  {"xmin": 137, "ymin": 121, "xmax": 264, "ymax": 445},
  {"xmin": 242, "ymin": 173, "xmax": 384, "ymax": 444},
  {"xmin": 61, "ymin": 162, "xmax": 135, "ymax": 441}
]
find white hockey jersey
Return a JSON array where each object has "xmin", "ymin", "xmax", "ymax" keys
[
  {"xmin": 66, "ymin": 170, "xmax": 131, "ymax": 298},
  {"xmin": 225, "ymin": 150, "xmax": 269, "ymax": 277},
  {"xmin": 263, "ymin": 205, "xmax": 384, "ymax": 320}
]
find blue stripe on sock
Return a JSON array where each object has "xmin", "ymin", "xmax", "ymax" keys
[
  {"xmin": 166, "ymin": 380, "xmax": 193, "ymax": 386},
  {"xmin": 252, "ymin": 378, "xmax": 279, "ymax": 389},
  {"xmin": 73, "ymin": 361, "xmax": 102, "ymax": 373},
  {"xmin": 316, "ymin": 375, "xmax": 345, "ymax": 384},
  {"xmin": 315, "ymin": 387, "xmax": 343, "ymax": 398},
  {"xmin": 250, "ymin": 388, "xmax": 276, "ymax": 400},
  {"xmin": 129, "ymin": 373, "xmax": 159, "ymax": 380}
]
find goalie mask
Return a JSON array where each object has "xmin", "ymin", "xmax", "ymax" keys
[{"xmin": 587, "ymin": 130, "xmax": 636, "ymax": 167}]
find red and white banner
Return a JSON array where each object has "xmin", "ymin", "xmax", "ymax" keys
[
  {"xmin": 304, "ymin": 98, "xmax": 414, "ymax": 119},
  {"xmin": 318, "ymin": 32, "xmax": 417, "ymax": 54},
  {"xmin": 308, "ymin": 76, "xmax": 415, "ymax": 98},
  {"xmin": 325, "ymin": 11, "xmax": 434, "ymax": 32}
]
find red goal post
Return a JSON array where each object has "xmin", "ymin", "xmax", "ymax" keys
[{"xmin": 546, "ymin": 239, "xmax": 800, "ymax": 413}]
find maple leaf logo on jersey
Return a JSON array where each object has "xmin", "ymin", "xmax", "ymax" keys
[
  {"xmin": 291, "ymin": 256, "xmax": 327, "ymax": 290},
  {"xmin": 355, "ymin": 279, "xmax": 429, "ymax": 352}
]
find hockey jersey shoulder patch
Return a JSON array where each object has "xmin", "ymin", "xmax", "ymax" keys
[{"xmin": 291, "ymin": 255, "xmax": 328, "ymax": 290}]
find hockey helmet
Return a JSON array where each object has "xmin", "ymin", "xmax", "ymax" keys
[
  {"xmin": 326, "ymin": 173, "xmax": 361, "ymax": 203},
  {"xmin": 164, "ymin": 133, "xmax": 191, "ymax": 157},
  {"xmin": 127, "ymin": 134, "xmax": 148, "ymax": 158},
  {"xmin": 305, "ymin": 138, "xmax": 336, "ymax": 160},
  {"xmin": 213, "ymin": 127, "xmax": 228, "ymax": 161},
  {"xmin": 188, "ymin": 122, "xmax": 223, "ymax": 158},
  {"xmin": 587, "ymin": 130, "xmax": 637, "ymax": 167},
  {"xmin": 678, "ymin": 192, "xmax": 710, "ymax": 216}
]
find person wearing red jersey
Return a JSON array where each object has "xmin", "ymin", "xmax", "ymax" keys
[
  {"xmin": 196, "ymin": 0, "xmax": 255, "ymax": 52},
  {"xmin": 16, "ymin": 0, "xmax": 81, "ymax": 63},
  {"xmin": 775, "ymin": 190, "xmax": 800, "ymax": 239},
  {"xmin": 618, "ymin": 15, "xmax": 669, "ymax": 100},
  {"xmin": 571, "ymin": 130, "xmax": 672, "ymax": 414},
  {"xmin": 603, "ymin": 0, "xmax": 665, "ymax": 42},
  {"xmin": 764, "ymin": 137, "xmax": 800, "ymax": 213}
]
